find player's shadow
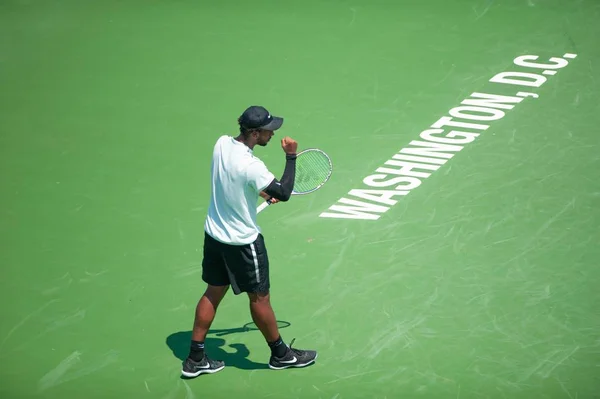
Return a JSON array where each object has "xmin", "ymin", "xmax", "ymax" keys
[{"xmin": 166, "ymin": 321, "xmax": 291, "ymax": 372}]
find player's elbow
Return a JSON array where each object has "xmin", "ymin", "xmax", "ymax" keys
[
  {"xmin": 263, "ymin": 181, "xmax": 292, "ymax": 201},
  {"xmin": 279, "ymin": 192, "xmax": 292, "ymax": 201}
]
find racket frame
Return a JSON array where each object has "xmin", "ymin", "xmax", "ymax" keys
[{"xmin": 257, "ymin": 148, "xmax": 332, "ymax": 213}]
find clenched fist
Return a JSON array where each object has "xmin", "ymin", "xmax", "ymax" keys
[{"xmin": 281, "ymin": 137, "xmax": 298, "ymax": 155}]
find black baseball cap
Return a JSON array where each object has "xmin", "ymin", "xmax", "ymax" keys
[{"xmin": 239, "ymin": 106, "xmax": 284, "ymax": 131}]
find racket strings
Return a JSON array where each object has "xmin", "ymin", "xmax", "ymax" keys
[{"xmin": 293, "ymin": 150, "xmax": 332, "ymax": 193}]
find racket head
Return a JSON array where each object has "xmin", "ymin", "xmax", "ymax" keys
[{"xmin": 292, "ymin": 148, "xmax": 333, "ymax": 195}]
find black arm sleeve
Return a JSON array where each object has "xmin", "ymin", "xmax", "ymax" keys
[{"xmin": 263, "ymin": 154, "xmax": 297, "ymax": 201}]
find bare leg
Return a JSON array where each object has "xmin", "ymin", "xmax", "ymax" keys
[
  {"xmin": 182, "ymin": 285, "xmax": 228, "ymax": 377},
  {"xmin": 192, "ymin": 285, "xmax": 229, "ymax": 342},
  {"xmin": 247, "ymin": 292, "xmax": 280, "ymax": 342}
]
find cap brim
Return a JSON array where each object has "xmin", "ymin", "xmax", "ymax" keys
[{"xmin": 261, "ymin": 116, "xmax": 283, "ymax": 131}]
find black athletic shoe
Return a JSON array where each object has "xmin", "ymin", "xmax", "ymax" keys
[
  {"xmin": 269, "ymin": 339, "xmax": 317, "ymax": 370},
  {"xmin": 181, "ymin": 355, "xmax": 225, "ymax": 378}
]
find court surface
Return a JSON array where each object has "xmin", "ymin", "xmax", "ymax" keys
[{"xmin": 1, "ymin": 0, "xmax": 599, "ymax": 398}]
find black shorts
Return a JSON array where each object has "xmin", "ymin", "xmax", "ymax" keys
[{"xmin": 201, "ymin": 232, "xmax": 270, "ymax": 295}]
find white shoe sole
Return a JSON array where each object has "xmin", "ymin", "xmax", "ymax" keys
[
  {"xmin": 181, "ymin": 365, "xmax": 225, "ymax": 378},
  {"xmin": 269, "ymin": 353, "xmax": 318, "ymax": 370}
]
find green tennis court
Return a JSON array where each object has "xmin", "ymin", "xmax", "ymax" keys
[{"xmin": 1, "ymin": 0, "xmax": 599, "ymax": 398}]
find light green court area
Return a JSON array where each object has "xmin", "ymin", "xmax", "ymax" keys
[{"xmin": 1, "ymin": 0, "xmax": 599, "ymax": 398}]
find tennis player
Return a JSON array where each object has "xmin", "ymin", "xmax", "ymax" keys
[{"xmin": 181, "ymin": 106, "xmax": 318, "ymax": 378}]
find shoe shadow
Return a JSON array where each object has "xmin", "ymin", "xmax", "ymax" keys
[{"xmin": 166, "ymin": 321, "xmax": 291, "ymax": 371}]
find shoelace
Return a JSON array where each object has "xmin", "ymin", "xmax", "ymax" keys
[{"xmin": 287, "ymin": 338, "xmax": 306, "ymax": 355}]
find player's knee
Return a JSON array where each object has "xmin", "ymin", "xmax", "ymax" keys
[
  {"xmin": 205, "ymin": 284, "xmax": 229, "ymax": 300},
  {"xmin": 247, "ymin": 291, "xmax": 270, "ymax": 303}
]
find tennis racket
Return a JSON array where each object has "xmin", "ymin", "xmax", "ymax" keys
[{"xmin": 257, "ymin": 148, "xmax": 333, "ymax": 213}]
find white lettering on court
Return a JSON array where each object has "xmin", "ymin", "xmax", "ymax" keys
[{"xmin": 320, "ymin": 53, "xmax": 578, "ymax": 220}]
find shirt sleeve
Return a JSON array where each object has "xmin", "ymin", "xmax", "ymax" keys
[{"xmin": 246, "ymin": 159, "xmax": 275, "ymax": 192}]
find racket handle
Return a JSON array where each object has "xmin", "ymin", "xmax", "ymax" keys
[{"xmin": 257, "ymin": 200, "xmax": 271, "ymax": 213}]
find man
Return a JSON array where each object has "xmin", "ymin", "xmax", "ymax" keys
[{"xmin": 181, "ymin": 105, "xmax": 318, "ymax": 378}]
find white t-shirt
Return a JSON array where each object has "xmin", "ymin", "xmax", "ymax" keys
[{"xmin": 204, "ymin": 135, "xmax": 275, "ymax": 245}]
